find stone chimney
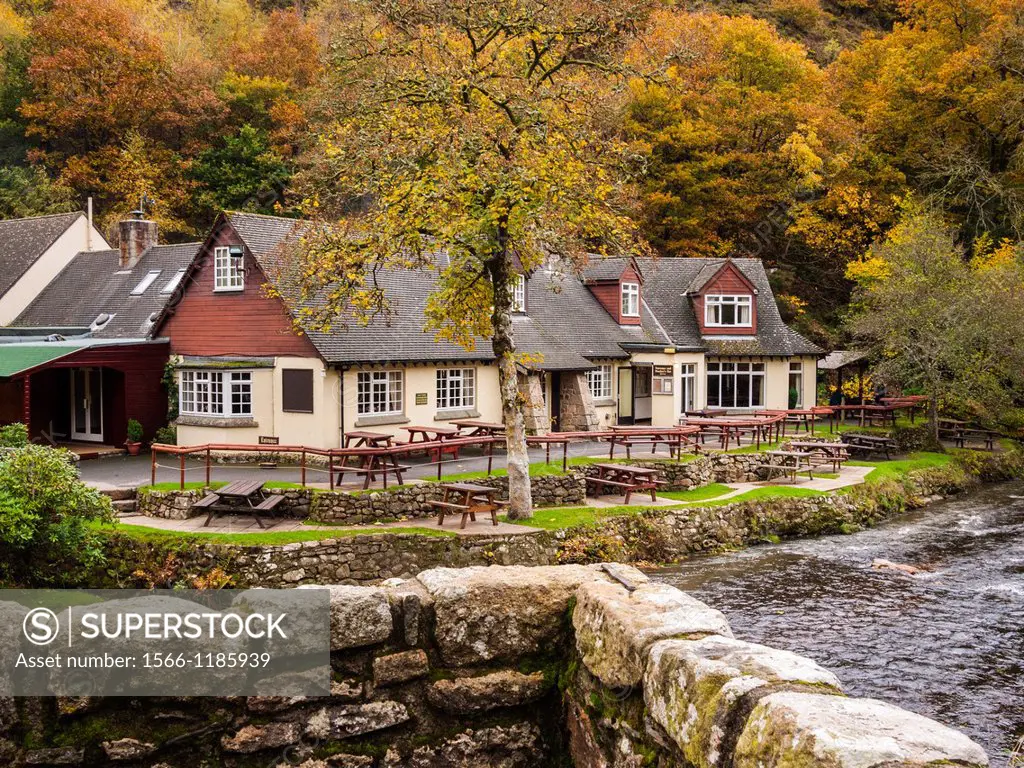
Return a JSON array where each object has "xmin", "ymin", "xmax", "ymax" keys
[{"xmin": 118, "ymin": 210, "xmax": 158, "ymax": 268}]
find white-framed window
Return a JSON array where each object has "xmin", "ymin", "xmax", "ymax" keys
[
  {"xmin": 511, "ymin": 275, "xmax": 526, "ymax": 313},
  {"xmin": 705, "ymin": 295, "xmax": 752, "ymax": 327},
  {"xmin": 587, "ymin": 364, "xmax": 613, "ymax": 400},
  {"xmin": 436, "ymin": 368, "xmax": 476, "ymax": 410},
  {"xmin": 179, "ymin": 370, "xmax": 252, "ymax": 416},
  {"xmin": 621, "ymin": 282, "xmax": 640, "ymax": 317},
  {"xmin": 357, "ymin": 370, "xmax": 403, "ymax": 416},
  {"xmin": 706, "ymin": 361, "xmax": 764, "ymax": 408},
  {"xmin": 789, "ymin": 361, "xmax": 803, "ymax": 408},
  {"xmin": 214, "ymin": 246, "xmax": 245, "ymax": 291},
  {"xmin": 680, "ymin": 363, "xmax": 696, "ymax": 413}
]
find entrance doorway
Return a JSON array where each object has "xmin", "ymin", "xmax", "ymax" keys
[
  {"xmin": 617, "ymin": 367, "xmax": 634, "ymax": 424},
  {"xmin": 70, "ymin": 368, "xmax": 103, "ymax": 442}
]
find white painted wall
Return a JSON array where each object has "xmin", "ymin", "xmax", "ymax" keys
[
  {"xmin": 340, "ymin": 363, "xmax": 503, "ymax": 437},
  {"xmin": 0, "ymin": 215, "xmax": 109, "ymax": 325}
]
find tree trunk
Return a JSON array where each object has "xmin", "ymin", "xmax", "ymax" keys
[
  {"xmin": 487, "ymin": 250, "xmax": 533, "ymax": 520},
  {"xmin": 928, "ymin": 393, "xmax": 940, "ymax": 446}
]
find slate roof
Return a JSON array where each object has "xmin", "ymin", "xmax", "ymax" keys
[
  {"xmin": 14, "ymin": 243, "xmax": 200, "ymax": 339},
  {"xmin": 222, "ymin": 212, "xmax": 819, "ymax": 366},
  {"xmin": 0, "ymin": 212, "xmax": 85, "ymax": 299},
  {"xmin": 581, "ymin": 256, "xmax": 639, "ymax": 283},
  {"xmin": 636, "ymin": 257, "xmax": 823, "ymax": 356}
]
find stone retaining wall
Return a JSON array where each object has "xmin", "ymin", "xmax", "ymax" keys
[
  {"xmin": 5, "ymin": 564, "xmax": 987, "ymax": 767},
  {"xmin": 137, "ymin": 472, "xmax": 586, "ymax": 524}
]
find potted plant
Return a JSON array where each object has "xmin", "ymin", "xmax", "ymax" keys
[{"xmin": 125, "ymin": 419, "xmax": 144, "ymax": 456}]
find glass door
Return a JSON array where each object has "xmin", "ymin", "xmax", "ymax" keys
[{"xmin": 70, "ymin": 368, "xmax": 103, "ymax": 442}]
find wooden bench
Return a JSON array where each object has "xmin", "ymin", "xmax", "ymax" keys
[
  {"xmin": 752, "ymin": 463, "xmax": 799, "ymax": 482},
  {"xmin": 193, "ymin": 493, "xmax": 220, "ymax": 508},
  {"xmin": 254, "ymin": 495, "xmax": 285, "ymax": 511}
]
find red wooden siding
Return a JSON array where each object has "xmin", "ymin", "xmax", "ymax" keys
[
  {"xmin": 22, "ymin": 343, "xmax": 170, "ymax": 444},
  {"xmin": 160, "ymin": 225, "xmax": 320, "ymax": 358},
  {"xmin": 694, "ymin": 262, "xmax": 758, "ymax": 336},
  {"xmin": 587, "ymin": 265, "xmax": 643, "ymax": 326}
]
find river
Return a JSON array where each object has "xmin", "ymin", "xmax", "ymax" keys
[{"xmin": 653, "ymin": 482, "xmax": 1024, "ymax": 759}]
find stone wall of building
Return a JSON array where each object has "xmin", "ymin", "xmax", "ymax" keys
[
  {"xmin": 559, "ymin": 372, "xmax": 600, "ymax": 432},
  {"xmin": 3, "ymin": 564, "xmax": 987, "ymax": 768}
]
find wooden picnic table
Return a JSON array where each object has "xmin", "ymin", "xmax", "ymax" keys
[
  {"xmin": 194, "ymin": 479, "xmax": 284, "ymax": 529},
  {"xmin": 448, "ymin": 419, "xmax": 506, "ymax": 437},
  {"xmin": 938, "ymin": 420, "xmax": 998, "ymax": 450},
  {"xmin": 607, "ymin": 426, "xmax": 701, "ymax": 460},
  {"xmin": 829, "ymin": 404, "xmax": 898, "ymax": 428},
  {"xmin": 402, "ymin": 425, "xmax": 464, "ymax": 460},
  {"xmin": 788, "ymin": 441, "xmax": 850, "ymax": 472},
  {"xmin": 682, "ymin": 417, "xmax": 779, "ymax": 450},
  {"xmin": 756, "ymin": 450, "xmax": 817, "ymax": 483},
  {"xmin": 429, "ymin": 482, "xmax": 505, "ymax": 529},
  {"xmin": 586, "ymin": 463, "xmax": 662, "ymax": 504},
  {"xmin": 840, "ymin": 432, "xmax": 898, "ymax": 459},
  {"xmin": 333, "ymin": 447, "xmax": 410, "ymax": 490},
  {"xmin": 343, "ymin": 430, "xmax": 395, "ymax": 448}
]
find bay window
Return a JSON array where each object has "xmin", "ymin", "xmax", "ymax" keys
[
  {"xmin": 179, "ymin": 370, "xmax": 252, "ymax": 416},
  {"xmin": 587, "ymin": 364, "xmax": 613, "ymax": 400},
  {"xmin": 357, "ymin": 370, "xmax": 403, "ymax": 416},
  {"xmin": 706, "ymin": 362, "xmax": 764, "ymax": 408},
  {"xmin": 437, "ymin": 368, "xmax": 476, "ymax": 410},
  {"xmin": 705, "ymin": 295, "xmax": 752, "ymax": 327}
]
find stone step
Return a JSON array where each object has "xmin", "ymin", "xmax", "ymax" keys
[
  {"xmin": 99, "ymin": 487, "xmax": 136, "ymax": 501},
  {"xmin": 111, "ymin": 499, "xmax": 137, "ymax": 516}
]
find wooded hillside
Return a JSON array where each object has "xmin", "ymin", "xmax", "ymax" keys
[{"xmin": 0, "ymin": 0, "xmax": 1020, "ymax": 343}]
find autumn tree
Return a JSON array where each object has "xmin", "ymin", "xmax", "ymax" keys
[
  {"xmin": 832, "ymin": 0, "xmax": 1024, "ymax": 242},
  {"xmin": 19, "ymin": 0, "xmax": 224, "ymax": 235},
  {"xmin": 846, "ymin": 205, "xmax": 1024, "ymax": 440},
  {"xmin": 290, "ymin": 0, "xmax": 649, "ymax": 518}
]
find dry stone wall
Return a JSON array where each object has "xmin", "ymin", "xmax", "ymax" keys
[
  {"xmin": 3, "ymin": 564, "xmax": 988, "ymax": 768},
  {"xmin": 137, "ymin": 472, "xmax": 586, "ymax": 524}
]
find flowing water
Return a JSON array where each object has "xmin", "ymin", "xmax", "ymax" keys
[{"xmin": 653, "ymin": 482, "xmax": 1024, "ymax": 760}]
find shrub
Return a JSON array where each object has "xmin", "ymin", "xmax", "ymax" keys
[
  {"xmin": 154, "ymin": 424, "xmax": 177, "ymax": 445},
  {"xmin": 126, "ymin": 418, "xmax": 144, "ymax": 443},
  {"xmin": 0, "ymin": 423, "xmax": 28, "ymax": 448},
  {"xmin": 0, "ymin": 445, "xmax": 113, "ymax": 586}
]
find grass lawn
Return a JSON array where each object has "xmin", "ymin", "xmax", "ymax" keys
[
  {"xmin": 848, "ymin": 452, "xmax": 952, "ymax": 483},
  {"xmin": 658, "ymin": 482, "xmax": 733, "ymax": 502},
  {"xmin": 90, "ymin": 520, "xmax": 454, "ymax": 545}
]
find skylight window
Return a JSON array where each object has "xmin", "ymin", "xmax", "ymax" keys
[
  {"xmin": 160, "ymin": 269, "xmax": 187, "ymax": 294},
  {"xmin": 131, "ymin": 270, "xmax": 162, "ymax": 295}
]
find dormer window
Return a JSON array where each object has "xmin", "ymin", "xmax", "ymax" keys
[
  {"xmin": 705, "ymin": 294, "xmax": 752, "ymax": 327},
  {"xmin": 621, "ymin": 282, "xmax": 640, "ymax": 318},
  {"xmin": 214, "ymin": 245, "xmax": 244, "ymax": 292},
  {"xmin": 512, "ymin": 275, "xmax": 526, "ymax": 313}
]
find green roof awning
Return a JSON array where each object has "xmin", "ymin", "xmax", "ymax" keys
[{"xmin": 0, "ymin": 344, "xmax": 85, "ymax": 378}]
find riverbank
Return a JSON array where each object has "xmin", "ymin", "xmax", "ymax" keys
[
  {"xmin": 78, "ymin": 447, "xmax": 1024, "ymax": 588},
  {"xmin": 653, "ymin": 479, "xmax": 1024, "ymax": 757}
]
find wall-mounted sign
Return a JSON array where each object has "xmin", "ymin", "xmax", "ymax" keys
[
  {"xmin": 652, "ymin": 365, "xmax": 674, "ymax": 376},
  {"xmin": 415, "ymin": 392, "xmax": 428, "ymax": 406},
  {"xmin": 258, "ymin": 436, "xmax": 280, "ymax": 445}
]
